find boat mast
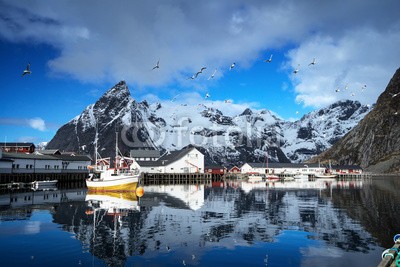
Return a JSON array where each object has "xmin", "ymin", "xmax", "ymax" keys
[
  {"xmin": 115, "ymin": 126, "xmax": 118, "ymax": 170},
  {"xmin": 94, "ymin": 121, "xmax": 98, "ymax": 167}
]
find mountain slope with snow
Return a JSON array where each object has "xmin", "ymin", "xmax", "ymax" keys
[{"xmin": 46, "ymin": 81, "xmax": 372, "ymax": 166}]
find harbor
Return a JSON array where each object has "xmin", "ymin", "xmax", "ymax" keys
[{"xmin": 1, "ymin": 175, "xmax": 399, "ymax": 266}]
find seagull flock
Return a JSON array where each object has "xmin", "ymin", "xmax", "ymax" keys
[{"xmin": 23, "ymin": 53, "xmax": 392, "ymax": 116}]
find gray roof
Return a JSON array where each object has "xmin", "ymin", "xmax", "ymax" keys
[
  {"xmin": 137, "ymin": 147, "xmax": 200, "ymax": 167},
  {"xmin": 244, "ymin": 162, "xmax": 323, "ymax": 168},
  {"xmin": 37, "ymin": 149, "xmax": 61, "ymax": 155},
  {"xmin": 130, "ymin": 149, "xmax": 160, "ymax": 158},
  {"xmin": 243, "ymin": 162, "xmax": 362, "ymax": 170},
  {"xmin": 0, "ymin": 142, "xmax": 35, "ymax": 147},
  {"xmin": 2, "ymin": 152, "xmax": 91, "ymax": 162}
]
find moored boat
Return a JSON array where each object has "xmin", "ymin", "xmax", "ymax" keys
[
  {"xmin": 247, "ymin": 173, "xmax": 264, "ymax": 183},
  {"xmin": 86, "ymin": 130, "xmax": 140, "ymax": 192},
  {"xmin": 314, "ymin": 173, "xmax": 337, "ymax": 178},
  {"xmin": 293, "ymin": 174, "xmax": 309, "ymax": 180},
  {"xmin": 31, "ymin": 180, "xmax": 58, "ymax": 190},
  {"xmin": 266, "ymin": 174, "xmax": 280, "ymax": 181}
]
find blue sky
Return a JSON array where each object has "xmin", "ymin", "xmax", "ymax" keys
[{"xmin": 1, "ymin": 0, "xmax": 399, "ymax": 144}]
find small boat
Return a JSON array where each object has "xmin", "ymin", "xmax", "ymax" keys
[
  {"xmin": 283, "ymin": 176, "xmax": 295, "ymax": 181},
  {"xmin": 293, "ymin": 174, "xmax": 309, "ymax": 180},
  {"xmin": 247, "ymin": 174, "xmax": 264, "ymax": 183},
  {"xmin": 266, "ymin": 174, "xmax": 280, "ymax": 181},
  {"xmin": 314, "ymin": 173, "xmax": 337, "ymax": 178},
  {"xmin": 31, "ymin": 180, "xmax": 58, "ymax": 187},
  {"xmin": 86, "ymin": 130, "xmax": 140, "ymax": 192}
]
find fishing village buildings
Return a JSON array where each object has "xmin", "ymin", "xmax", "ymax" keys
[{"xmin": 0, "ymin": 142, "xmax": 364, "ymax": 184}]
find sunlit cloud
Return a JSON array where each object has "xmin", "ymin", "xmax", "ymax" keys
[
  {"xmin": 0, "ymin": 117, "xmax": 51, "ymax": 131},
  {"xmin": 28, "ymin": 117, "xmax": 47, "ymax": 131},
  {"xmin": 0, "ymin": 0, "xmax": 399, "ymax": 109}
]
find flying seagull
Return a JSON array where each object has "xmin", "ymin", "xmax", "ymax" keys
[
  {"xmin": 152, "ymin": 59, "xmax": 160, "ymax": 70},
  {"xmin": 335, "ymin": 88, "xmax": 340, "ymax": 92},
  {"xmin": 224, "ymin": 99, "xmax": 232, "ymax": 103},
  {"xmin": 205, "ymin": 93, "xmax": 210, "ymax": 99},
  {"xmin": 170, "ymin": 94, "xmax": 180, "ymax": 102},
  {"xmin": 22, "ymin": 63, "xmax": 31, "ymax": 76},
  {"xmin": 208, "ymin": 68, "xmax": 217, "ymax": 80},
  {"xmin": 293, "ymin": 64, "xmax": 300, "ymax": 74},
  {"xmin": 195, "ymin": 67, "xmax": 206, "ymax": 78},
  {"xmin": 308, "ymin": 58, "xmax": 316, "ymax": 66},
  {"xmin": 229, "ymin": 63, "xmax": 235, "ymax": 71},
  {"xmin": 264, "ymin": 54, "xmax": 273, "ymax": 63}
]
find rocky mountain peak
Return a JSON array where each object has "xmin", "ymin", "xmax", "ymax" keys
[
  {"xmin": 47, "ymin": 79, "xmax": 374, "ymax": 167},
  {"xmin": 310, "ymin": 68, "xmax": 400, "ymax": 173}
]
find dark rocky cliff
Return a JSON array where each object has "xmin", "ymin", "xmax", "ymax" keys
[{"xmin": 309, "ymin": 68, "xmax": 400, "ymax": 173}]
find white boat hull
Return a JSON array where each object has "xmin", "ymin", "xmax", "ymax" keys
[
  {"xmin": 32, "ymin": 180, "xmax": 58, "ymax": 187},
  {"xmin": 86, "ymin": 175, "xmax": 139, "ymax": 191},
  {"xmin": 315, "ymin": 173, "xmax": 337, "ymax": 178}
]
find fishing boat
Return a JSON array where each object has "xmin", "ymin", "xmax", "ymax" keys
[
  {"xmin": 293, "ymin": 173, "xmax": 309, "ymax": 180},
  {"xmin": 315, "ymin": 160, "xmax": 337, "ymax": 179},
  {"xmin": 247, "ymin": 173, "xmax": 264, "ymax": 183},
  {"xmin": 86, "ymin": 129, "xmax": 140, "ymax": 192},
  {"xmin": 314, "ymin": 173, "xmax": 337, "ymax": 179},
  {"xmin": 266, "ymin": 174, "xmax": 280, "ymax": 181},
  {"xmin": 31, "ymin": 180, "xmax": 58, "ymax": 187},
  {"xmin": 31, "ymin": 180, "xmax": 58, "ymax": 190}
]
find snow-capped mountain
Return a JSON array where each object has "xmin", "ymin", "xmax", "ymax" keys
[
  {"xmin": 281, "ymin": 100, "xmax": 371, "ymax": 162},
  {"xmin": 46, "ymin": 81, "xmax": 372, "ymax": 166}
]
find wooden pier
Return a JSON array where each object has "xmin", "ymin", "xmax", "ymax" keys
[
  {"xmin": 141, "ymin": 172, "xmax": 213, "ymax": 186},
  {"xmin": 0, "ymin": 172, "xmax": 87, "ymax": 184}
]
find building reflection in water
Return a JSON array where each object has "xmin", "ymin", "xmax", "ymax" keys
[{"xmin": 1, "ymin": 177, "xmax": 398, "ymax": 266}]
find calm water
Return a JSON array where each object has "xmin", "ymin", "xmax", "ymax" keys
[{"xmin": 1, "ymin": 176, "xmax": 399, "ymax": 267}]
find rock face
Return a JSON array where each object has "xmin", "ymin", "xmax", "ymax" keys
[
  {"xmin": 309, "ymin": 68, "xmax": 400, "ymax": 173},
  {"xmin": 47, "ymin": 81, "xmax": 372, "ymax": 167}
]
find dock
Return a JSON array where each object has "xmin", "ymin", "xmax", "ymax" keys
[
  {"xmin": 0, "ymin": 172, "xmax": 87, "ymax": 184},
  {"xmin": 141, "ymin": 172, "xmax": 213, "ymax": 186}
]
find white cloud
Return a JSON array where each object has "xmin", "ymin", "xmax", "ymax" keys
[
  {"xmin": 287, "ymin": 27, "xmax": 400, "ymax": 107},
  {"xmin": 28, "ymin": 117, "xmax": 47, "ymax": 131},
  {"xmin": 0, "ymin": 0, "xmax": 399, "ymax": 108}
]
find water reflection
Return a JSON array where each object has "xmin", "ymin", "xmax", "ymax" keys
[{"xmin": 1, "ymin": 177, "xmax": 398, "ymax": 266}]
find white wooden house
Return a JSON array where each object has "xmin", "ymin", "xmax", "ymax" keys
[
  {"xmin": 241, "ymin": 162, "xmax": 326, "ymax": 176},
  {"xmin": 0, "ymin": 150, "xmax": 13, "ymax": 174},
  {"xmin": 137, "ymin": 147, "xmax": 204, "ymax": 173},
  {"xmin": 1, "ymin": 152, "xmax": 91, "ymax": 174}
]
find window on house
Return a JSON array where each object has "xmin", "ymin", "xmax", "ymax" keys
[{"xmin": 26, "ymin": 164, "xmax": 29, "ymax": 169}]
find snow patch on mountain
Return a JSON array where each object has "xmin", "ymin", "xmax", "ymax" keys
[{"xmin": 47, "ymin": 82, "xmax": 372, "ymax": 165}]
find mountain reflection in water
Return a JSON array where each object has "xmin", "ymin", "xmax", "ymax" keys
[{"xmin": 0, "ymin": 177, "xmax": 399, "ymax": 267}]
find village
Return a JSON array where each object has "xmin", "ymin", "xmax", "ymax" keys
[{"xmin": 0, "ymin": 142, "xmax": 366, "ymax": 185}]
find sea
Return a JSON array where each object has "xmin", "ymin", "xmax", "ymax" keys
[{"xmin": 0, "ymin": 176, "xmax": 399, "ymax": 267}]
